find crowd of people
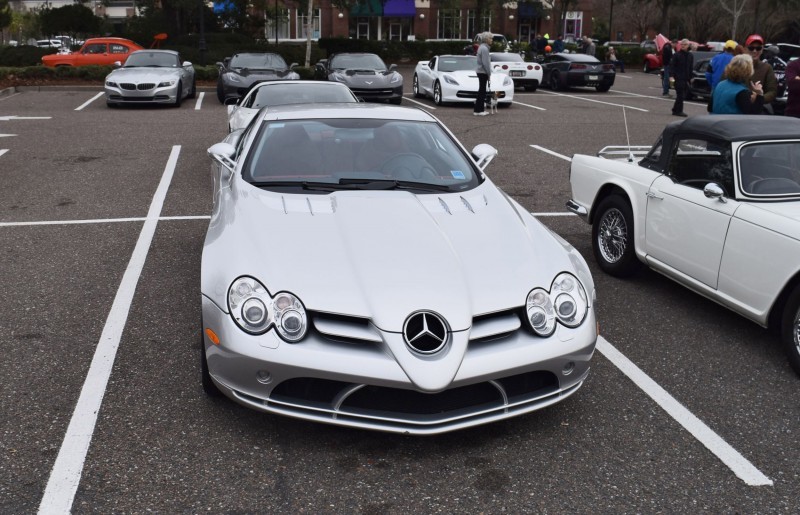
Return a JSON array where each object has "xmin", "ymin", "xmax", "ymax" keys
[{"xmin": 660, "ymin": 33, "xmax": 798, "ymax": 118}]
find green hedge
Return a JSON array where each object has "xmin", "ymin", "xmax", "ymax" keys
[
  {"xmin": 0, "ymin": 46, "xmax": 57, "ymax": 67},
  {"xmin": 0, "ymin": 64, "xmax": 220, "ymax": 82}
]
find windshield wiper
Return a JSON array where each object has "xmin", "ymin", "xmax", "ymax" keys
[{"xmin": 249, "ymin": 179, "xmax": 452, "ymax": 193}]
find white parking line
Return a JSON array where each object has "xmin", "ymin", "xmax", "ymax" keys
[
  {"xmin": 402, "ymin": 96, "xmax": 436, "ymax": 109},
  {"xmin": 75, "ymin": 92, "xmax": 104, "ymax": 111},
  {"xmin": 512, "ymin": 100, "xmax": 546, "ymax": 111},
  {"xmin": 38, "ymin": 145, "xmax": 182, "ymax": 514},
  {"xmin": 540, "ymin": 90, "xmax": 649, "ymax": 112},
  {"xmin": 195, "ymin": 92, "xmax": 205, "ymax": 110},
  {"xmin": 0, "ymin": 149, "xmax": 8, "ymax": 158},
  {"xmin": 0, "ymin": 215, "xmax": 210, "ymax": 228},
  {"xmin": 530, "ymin": 144, "xmax": 572, "ymax": 162},
  {"xmin": 597, "ymin": 337, "xmax": 773, "ymax": 486}
]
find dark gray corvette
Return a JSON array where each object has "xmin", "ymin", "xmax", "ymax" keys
[
  {"xmin": 216, "ymin": 52, "xmax": 299, "ymax": 103},
  {"xmin": 315, "ymin": 53, "xmax": 403, "ymax": 104}
]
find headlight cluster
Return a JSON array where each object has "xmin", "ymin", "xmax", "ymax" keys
[
  {"xmin": 158, "ymin": 80, "xmax": 176, "ymax": 87},
  {"xmin": 228, "ymin": 277, "xmax": 308, "ymax": 342},
  {"xmin": 390, "ymin": 72, "xmax": 401, "ymax": 84},
  {"xmin": 525, "ymin": 273, "xmax": 588, "ymax": 336},
  {"xmin": 106, "ymin": 80, "xmax": 117, "ymax": 87},
  {"xmin": 443, "ymin": 75, "xmax": 459, "ymax": 85},
  {"xmin": 227, "ymin": 73, "xmax": 241, "ymax": 83}
]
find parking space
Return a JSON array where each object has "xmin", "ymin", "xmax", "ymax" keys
[{"xmin": 1, "ymin": 72, "xmax": 797, "ymax": 512}]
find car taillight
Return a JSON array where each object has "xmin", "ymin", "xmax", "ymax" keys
[
  {"xmin": 534, "ymin": 65, "xmax": 541, "ymax": 70},
  {"xmin": 502, "ymin": 64, "xmax": 509, "ymax": 70},
  {"xmin": 602, "ymin": 64, "xmax": 615, "ymax": 71},
  {"xmin": 571, "ymin": 64, "xmax": 587, "ymax": 70},
  {"xmin": 527, "ymin": 65, "xmax": 533, "ymax": 70}
]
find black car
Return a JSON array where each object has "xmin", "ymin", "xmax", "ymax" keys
[
  {"xmin": 314, "ymin": 53, "xmax": 403, "ymax": 104},
  {"xmin": 539, "ymin": 53, "xmax": 615, "ymax": 92},
  {"xmin": 685, "ymin": 52, "xmax": 720, "ymax": 101},
  {"xmin": 216, "ymin": 53, "xmax": 299, "ymax": 103}
]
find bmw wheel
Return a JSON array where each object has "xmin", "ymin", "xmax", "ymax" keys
[
  {"xmin": 782, "ymin": 286, "xmax": 800, "ymax": 376},
  {"xmin": 643, "ymin": 62, "xmax": 651, "ymax": 73},
  {"xmin": 188, "ymin": 78, "xmax": 197, "ymax": 99},
  {"xmin": 433, "ymin": 81, "xmax": 444, "ymax": 106},
  {"xmin": 413, "ymin": 74, "xmax": 424, "ymax": 98},
  {"xmin": 592, "ymin": 195, "xmax": 641, "ymax": 277},
  {"xmin": 173, "ymin": 81, "xmax": 183, "ymax": 107}
]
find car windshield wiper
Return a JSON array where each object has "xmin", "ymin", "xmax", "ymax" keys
[
  {"xmin": 249, "ymin": 179, "xmax": 452, "ymax": 193},
  {"xmin": 249, "ymin": 180, "xmax": 352, "ymax": 191}
]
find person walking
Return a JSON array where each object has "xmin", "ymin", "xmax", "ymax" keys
[
  {"xmin": 661, "ymin": 40, "xmax": 674, "ymax": 96},
  {"xmin": 706, "ymin": 40, "xmax": 737, "ymax": 92},
  {"xmin": 671, "ymin": 38, "xmax": 693, "ymax": 117},
  {"xmin": 585, "ymin": 37, "xmax": 596, "ymax": 57},
  {"xmin": 708, "ymin": 54, "xmax": 764, "ymax": 114},
  {"xmin": 784, "ymin": 56, "xmax": 800, "ymax": 118},
  {"xmin": 605, "ymin": 46, "xmax": 625, "ymax": 72},
  {"xmin": 474, "ymin": 32, "xmax": 492, "ymax": 116}
]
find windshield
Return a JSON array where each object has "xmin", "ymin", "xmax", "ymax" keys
[
  {"xmin": 330, "ymin": 54, "xmax": 387, "ymax": 71},
  {"xmin": 231, "ymin": 53, "xmax": 287, "ymax": 69},
  {"xmin": 490, "ymin": 53, "xmax": 523, "ymax": 62},
  {"xmin": 439, "ymin": 56, "xmax": 477, "ymax": 72},
  {"xmin": 738, "ymin": 141, "xmax": 800, "ymax": 197},
  {"xmin": 251, "ymin": 84, "xmax": 357, "ymax": 108},
  {"xmin": 242, "ymin": 119, "xmax": 482, "ymax": 194},
  {"xmin": 125, "ymin": 52, "xmax": 179, "ymax": 67}
]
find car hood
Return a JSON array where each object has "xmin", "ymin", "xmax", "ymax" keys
[
  {"xmin": 331, "ymin": 70, "xmax": 399, "ymax": 87},
  {"xmin": 736, "ymin": 201, "xmax": 800, "ymax": 241},
  {"xmin": 107, "ymin": 67, "xmax": 181, "ymax": 81},
  {"xmin": 202, "ymin": 179, "xmax": 585, "ymax": 333}
]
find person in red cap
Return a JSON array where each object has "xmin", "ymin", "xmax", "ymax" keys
[{"xmin": 745, "ymin": 34, "xmax": 778, "ymax": 110}]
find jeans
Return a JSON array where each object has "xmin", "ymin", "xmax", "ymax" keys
[
  {"xmin": 475, "ymin": 73, "xmax": 488, "ymax": 113},
  {"xmin": 662, "ymin": 66, "xmax": 671, "ymax": 94}
]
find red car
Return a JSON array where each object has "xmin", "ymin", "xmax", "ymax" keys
[
  {"xmin": 643, "ymin": 35, "xmax": 706, "ymax": 73},
  {"xmin": 42, "ymin": 37, "xmax": 144, "ymax": 67}
]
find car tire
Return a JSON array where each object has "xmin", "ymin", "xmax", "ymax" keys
[
  {"xmin": 433, "ymin": 81, "xmax": 444, "ymax": 106},
  {"xmin": 200, "ymin": 321, "xmax": 222, "ymax": 397},
  {"xmin": 412, "ymin": 74, "xmax": 424, "ymax": 98},
  {"xmin": 643, "ymin": 62, "xmax": 651, "ymax": 73},
  {"xmin": 549, "ymin": 72, "xmax": 561, "ymax": 91},
  {"xmin": 216, "ymin": 80, "xmax": 225, "ymax": 103},
  {"xmin": 173, "ymin": 81, "xmax": 183, "ymax": 107},
  {"xmin": 596, "ymin": 84, "xmax": 611, "ymax": 92},
  {"xmin": 592, "ymin": 194, "xmax": 641, "ymax": 277},
  {"xmin": 389, "ymin": 96, "xmax": 402, "ymax": 105},
  {"xmin": 188, "ymin": 79, "xmax": 196, "ymax": 99},
  {"xmin": 781, "ymin": 286, "xmax": 800, "ymax": 376}
]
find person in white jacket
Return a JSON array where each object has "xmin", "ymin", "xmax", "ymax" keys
[{"xmin": 474, "ymin": 32, "xmax": 493, "ymax": 116}]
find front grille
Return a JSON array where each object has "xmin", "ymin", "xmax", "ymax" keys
[
  {"xmin": 119, "ymin": 83, "xmax": 156, "ymax": 91},
  {"xmin": 137, "ymin": 83, "xmax": 156, "ymax": 90},
  {"xmin": 120, "ymin": 83, "xmax": 136, "ymax": 90},
  {"xmin": 351, "ymin": 89, "xmax": 393, "ymax": 97}
]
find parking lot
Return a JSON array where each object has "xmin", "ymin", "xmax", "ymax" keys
[{"xmin": 1, "ymin": 69, "xmax": 798, "ymax": 513}]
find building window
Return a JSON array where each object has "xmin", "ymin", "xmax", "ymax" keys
[
  {"xmin": 357, "ymin": 17, "xmax": 370, "ymax": 39},
  {"xmin": 297, "ymin": 8, "xmax": 321, "ymax": 39},
  {"xmin": 265, "ymin": 8, "xmax": 290, "ymax": 40},
  {"xmin": 467, "ymin": 9, "xmax": 491, "ymax": 36},
  {"xmin": 437, "ymin": 9, "xmax": 461, "ymax": 39}
]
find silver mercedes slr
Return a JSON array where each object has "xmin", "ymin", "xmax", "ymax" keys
[{"xmin": 202, "ymin": 104, "xmax": 597, "ymax": 434}]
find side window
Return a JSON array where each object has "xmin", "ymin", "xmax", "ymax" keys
[
  {"xmin": 83, "ymin": 44, "xmax": 107, "ymax": 54},
  {"xmin": 429, "ymin": 57, "xmax": 437, "ymax": 69},
  {"xmin": 669, "ymin": 138, "xmax": 733, "ymax": 195},
  {"xmin": 110, "ymin": 44, "xmax": 128, "ymax": 54}
]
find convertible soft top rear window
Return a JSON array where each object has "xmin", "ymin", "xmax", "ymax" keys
[
  {"xmin": 738, "ymin": 140, "xmax": 800, "ymax": 197},
  {"xmin": 243, "ymin": 119, "xmax": 482, "ymax": 193}
]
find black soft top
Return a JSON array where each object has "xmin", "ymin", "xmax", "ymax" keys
[{"xmin": 664, "ymin": 115, "xmax": 800, "ymax": 142}]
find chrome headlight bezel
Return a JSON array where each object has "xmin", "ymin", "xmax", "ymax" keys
[
  {"xmin": 228, "ymin": 276, "xmax": 308, "ymax": 342},
  {"xmin": 525, "ymin": 272, "xmax": 588, "ymax": 336}
]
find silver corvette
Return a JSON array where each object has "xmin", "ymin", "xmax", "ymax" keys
[
  {"xmin": 202, "ymin": 104, "xmax": 597, "ymax": 434},
  {"xmin": 104, "ymin": 49, "xmax": 196, "ymax": 107}
]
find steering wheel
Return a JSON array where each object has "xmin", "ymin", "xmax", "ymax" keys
[
  {"xmin": 379, "ymin": 153, "xmax": 438, "ymax": 181},
  {"xmin": 749, "ymin": 177, "xmax": 800, "ymax": 194}
]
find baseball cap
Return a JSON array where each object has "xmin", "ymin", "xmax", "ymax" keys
[
  {"xmin": 745, "ymin": 34, "xmax": 764, "ymax": 47},
  {"xmin": 724, "ymin": 40, "xmax": 737, "ymax": 50}
]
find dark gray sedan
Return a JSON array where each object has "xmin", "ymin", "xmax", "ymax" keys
[
  {"xmin": 216, "ymin": 53, "xmax": 299, "ymax": 103},
  {"xmin": 315, "ymin": 53, "xmax": 403, "ymax": 104}
]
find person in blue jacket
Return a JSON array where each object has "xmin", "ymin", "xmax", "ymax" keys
[
  {"xmin": 706, "ymin": 40, "xmax": 737, "ymax": 92},
  {"xmin": 709, "ymin": 54, "xmax": 764, "ymax": 114}
]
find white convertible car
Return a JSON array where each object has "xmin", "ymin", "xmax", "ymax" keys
[
  {"xmin": 412, "ymin": 55, "xmax": 514, "ymax": 106},
  {"xmin": 567, "ymin": 115, "xmax": 800, "ymax": 375}
]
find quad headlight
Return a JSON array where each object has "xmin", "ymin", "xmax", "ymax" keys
[
  {"xmin": 106, "ymin": 80, "xmax": 118, "ymax": 87},
  {"xmin": 525, "ymin": 272, "xmax": 588, "ymax": 337},
  {"xmin": 228, "ymin": 276, "xmax": 308, "ymax": 342},
  {"xmin": 158, "ymin": 79, "xmax": 176, "ymax": 87}
]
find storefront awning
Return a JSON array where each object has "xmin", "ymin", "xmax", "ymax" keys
[
  {"xmin": 518, "ymin": 2, "xmax": 544, "ymax": 17},
  {"xmin": 383, "ymin": 0, "xmax": 415, "ymax": 17},
  {"xmin": 350, "ymin": 0, "xmax": 383, "ymax": 17}
]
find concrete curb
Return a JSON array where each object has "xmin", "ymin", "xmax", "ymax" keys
[{"xmin": 0, "ymin": 86, "xmax": 16, "ymax": 97}]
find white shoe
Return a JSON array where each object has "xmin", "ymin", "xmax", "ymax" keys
[{"xmin": 473, "ymin": 112, "xmax": 488, "ymax": 116}]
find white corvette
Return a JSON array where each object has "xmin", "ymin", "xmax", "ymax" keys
[{"xmin": 412, "ymin": 55, "xmax": 514, "ymax": 107}]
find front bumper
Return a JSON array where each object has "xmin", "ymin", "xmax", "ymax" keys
[
  {"xmin": 349, "ymin": 85, "xmax": 404, "ymax": 103},
  {"xmin": 202, "ymin": 295, "xmax": 597, "ymax": 434},
  {"xmin": 105, "ymin": 83, "xmax": 179, "ymax": 104}
]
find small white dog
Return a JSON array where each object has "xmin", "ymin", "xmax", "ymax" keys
[{"xmin": 485, "ymin": 90, "xmax": 500, "ymax": 114}]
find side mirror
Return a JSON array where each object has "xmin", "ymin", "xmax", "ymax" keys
[
  {"xmin": 182, "ymin": 61, "xmax": 192, "ymax": 67},
  {"xmin": 703, "ymin": 182, "xmax": 727, "ymax": 203},
  {"xmin": 208, "ymin": 142, "xmax": 237, "ymax": 171},
  {"xmin": 289, "ymin": 62, "xmax": 298, "ymax": 69},
  {"xmin": 223, "ymin": 96, "xmax": 240, "ymax": 106},
  {"xmin": 388, "ymin": 63, "xmax": 398, "ymax": 71},
  {"xmin": 471, "ymin": 144, "xmax": 498, "ymax": 170},
  {"xmin": 215, "ymin": 61, "xmax": 224, "ymax": 68},
  {"xmin": 113, "ymin": 61, "xmax": 122, "ymax": 68}
]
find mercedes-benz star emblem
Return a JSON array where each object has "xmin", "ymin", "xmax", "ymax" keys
[{"xmin": 403, "ymin": 312, "xmax": 448, "ymax": 354}]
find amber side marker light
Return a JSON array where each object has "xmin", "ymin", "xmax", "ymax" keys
[{"xmin": 205, "ymin": 328, "xmax": 220, "ymax": 345}]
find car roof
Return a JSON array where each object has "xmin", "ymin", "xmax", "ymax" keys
[
  {"xmin": 554, "ymin": 53, "xmax": 600, "ymax": 62},
  {"xmin": 130, "ymin": 49, "xmax": 179, "ymax": 56},
  {"xmin": 232, "ymin": 52, "xmax": 282, "ymax": 57},
  {"xmin": 667, "ymin": 115, "xmax": 800, "ymax": 142},
  {"xmin": 256, "ymin": 104, "xmax": 436, "ymax": 123}
]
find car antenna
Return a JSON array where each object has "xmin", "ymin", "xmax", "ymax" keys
[{"xmin": 622, "ymin": 106, "xmax": 634, "ymax": 162}]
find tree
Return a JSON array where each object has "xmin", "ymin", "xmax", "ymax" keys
[
  {"xmin": 39, "ymin": 4, "xmax": 100, "ymax": 38},
  {"xmin": 0, "ymin": 0, "xmax": 11, "ymax": 38},
  {"xmin": 717, "ymin": 0, "xmax": 749, "ymax": 40}
]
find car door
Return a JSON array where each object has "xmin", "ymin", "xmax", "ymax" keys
[
  {"xmin": 644, "ymin": 137, "xmax": 739, "ymax": 289},
  {"xmin": 75, "ymin": 43, "xmax": 108, "ymax": 65}
]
